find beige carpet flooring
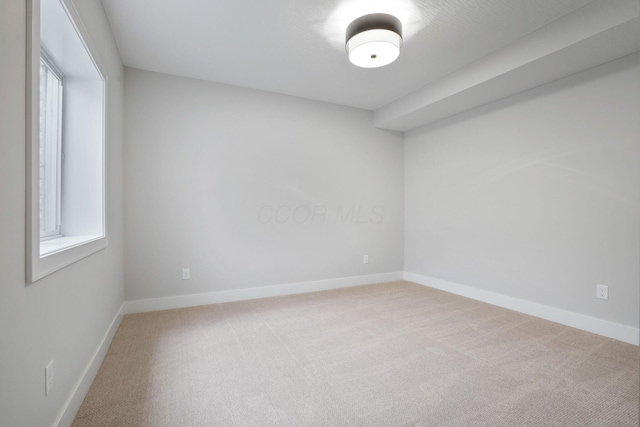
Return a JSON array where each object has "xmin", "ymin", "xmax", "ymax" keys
[{"xmin": 73, "ymin": 281, "xmax": 640, "ymax": 426}]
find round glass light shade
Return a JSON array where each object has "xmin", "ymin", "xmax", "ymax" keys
[{"xmin": 346, "ymin": 28, "xmax": 402, "ymax": 68}]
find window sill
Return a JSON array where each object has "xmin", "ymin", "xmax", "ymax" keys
[
  {"xmin": 40, "ymin": 235, "xmax": 102, "ymax": 257},
  {"xmin": 27, "ymin": 234, "xmax": 107, "ymax": 283}
]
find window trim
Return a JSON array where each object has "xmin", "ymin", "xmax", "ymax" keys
[{"xmin": 26, "ymin": 0, "xmax": 108, "ymax": 284}]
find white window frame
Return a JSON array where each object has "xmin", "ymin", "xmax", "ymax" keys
[
  {"xmin": 39, "ymin": 50, "xmax": 64, "ymax": 240},
  {"xmin": 26, "ymin": 0, "xmax": 108, "ymax": 283}
]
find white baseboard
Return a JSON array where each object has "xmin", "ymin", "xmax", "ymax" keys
[
  {"xmin": 54, "ymin": 304, "xmax": 125, "ymax": 427},
  {"xmin": 122, "ymin": 271, "xmax": 405, "ymax": 315},
  {"xmin": 405, "ymin": 272, "xmax": 639, "ymax": 346}
]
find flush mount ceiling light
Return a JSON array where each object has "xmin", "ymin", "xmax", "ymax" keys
[{"xmin": 346, "ymin": 13, "xmax": 402, "ymax": 68}]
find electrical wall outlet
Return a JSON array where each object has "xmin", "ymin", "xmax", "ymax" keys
[
  {"xmin": 182, "ymin": 268, "xmax": 190, "ymax": 280},
  {"xmin": 363, "ymin": 255, "xmax": 369, "ymax": 264},
  {"xmin": 45, "ymin": 360, "xmax": 54, "ymax": 397},
  {"xmin": 596, "ymin": 284, "xmax": 608, "ymax": 300}
]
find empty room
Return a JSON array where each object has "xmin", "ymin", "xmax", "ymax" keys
[{"xmin": 1, "ymin": 0, "xmax": 639, "ymax": 426}]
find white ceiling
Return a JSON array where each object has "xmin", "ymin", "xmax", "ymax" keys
[{"xmin": 101, "ymin": 0, "xmax": 640, "ymax": 131}]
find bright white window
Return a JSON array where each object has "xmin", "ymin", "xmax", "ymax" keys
[
  {"xmin": 27, "ymin": 0, "xmax": 107, "ymax": 283},
  {"xmin": 39, "ymin": 52, "xmax": 63, "ymax": 240}
]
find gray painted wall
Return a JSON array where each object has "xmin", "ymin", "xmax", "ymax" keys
[
  {"xmin": 123, "ymin": 68, "xmax": 404, "ymax": 301},
  {"xmin": 404, "ymin": 54, "xmax": 640, "ymax": 328},
  {"xmin": 0, "ymin": 1, "xmax": 124, "ymax": 426}
]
